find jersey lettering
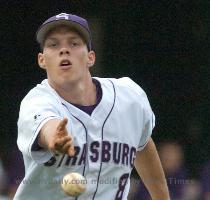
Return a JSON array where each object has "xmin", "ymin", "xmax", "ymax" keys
[
  {"xmin": 90, "ymin": 141, "xmax": 100, "ymax": 162},
  {"xmin": 65, "ymin": 146, "xmax": 80, "ymax": 166},
  {"xmin": 102, "ymin": 141, "xmax": 111, "ymax": 162},
  {"xmin": 78, "ymin": 143, "xmax": 87, "ymax": 165},
  {"xmin": 113, "ymin": 142, "xmax": 121, "ymax": 164},
  {"xmin": 43, "ymin": 141, "xmax": 136, "ymax": 168},
  {"xmin": 130, "ymin": 147, "xmax": 136, "ymax": 168},
  {"xmin": 122, "ymin": 144, "xmax": 129, "ymax": 165},
  {"xmin": 44, "ymin": 156, "xmax": 56, "ymax": 166}
]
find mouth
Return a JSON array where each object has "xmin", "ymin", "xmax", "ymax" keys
[{"xmin": 59, "ymin": 59, "xmax": 72, "ymax": 70}]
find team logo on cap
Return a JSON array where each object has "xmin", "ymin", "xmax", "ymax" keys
[{"xmin": 56, "ymin": 13, "xmax": 69, "ymax": 20}]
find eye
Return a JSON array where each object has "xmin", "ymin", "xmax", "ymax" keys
[
  {"xmin": 70, "ymin": 42, "xmax": 79, "ymax": 47},
  {"xmin": 69, "ymin": 39, "xmax": 83, "ymax": 48},
  {"xmin": 45, "ymin": 41, "xmax": 58, "ymax": 48},
  {"xmin": 49, "ymin": 42, "xmax": 57, "ymax": 47}
]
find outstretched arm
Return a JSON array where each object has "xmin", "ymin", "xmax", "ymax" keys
[
  {"xmin": 134, "ymin": 138, "xmax": 170, "ymax": 200},
  {"xmin": 38, "ymin": 118, "xmax": 75, "ymax": 156}
]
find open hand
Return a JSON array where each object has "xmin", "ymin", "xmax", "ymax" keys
[{"xmin": 48, "ymin": 118, "xmax": 75, "ymax": 156}]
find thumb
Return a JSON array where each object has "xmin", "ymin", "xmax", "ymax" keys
[{"xmin": 57, "ymin": 118, "xmax": 68, "ymax": 135}]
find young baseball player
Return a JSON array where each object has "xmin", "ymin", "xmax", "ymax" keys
[{"xmin": 14, "ymin": 13, "xmax": 170, "ymax": 199}]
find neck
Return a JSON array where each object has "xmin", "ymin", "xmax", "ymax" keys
[{"xmin": 49, "ymin": 75, "xmax": 97, "ymax": 106}]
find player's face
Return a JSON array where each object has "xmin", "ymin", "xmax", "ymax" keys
[{"xmin": 38, "ymin": 26, "xmax": 95, "ymax": 90}]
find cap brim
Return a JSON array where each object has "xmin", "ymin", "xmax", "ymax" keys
[{"xmin": 36, "ymin": 19, "xmax": 90, "ymax": 45}]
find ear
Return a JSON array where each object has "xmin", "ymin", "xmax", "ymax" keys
[
  {"xmin": 87, "ymin": 51, "xmax": 96, "ymax": 68},
  {"xmin": 38, "ymin": 53, "xmax": 46, "ymax": 69}
]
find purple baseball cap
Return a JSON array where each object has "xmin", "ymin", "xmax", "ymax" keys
[{"xmin": 36, "ymin": 13, "xmax": 92, "ymax": 50}]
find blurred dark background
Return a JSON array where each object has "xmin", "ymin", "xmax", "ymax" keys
[{"xmin": 0, "ymin": 0, "xmax": 209, "ymax": 199}]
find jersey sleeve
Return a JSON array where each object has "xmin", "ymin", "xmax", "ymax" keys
[
  {"xmin": 17, "ymin": 92, "xmax": 62, "ymax": 164},
  {"xmin": 121, "ymin": 77, "xmax": 155, "ymax": 151},
  {"xmin": 137, "ymin": 98, "xmax": 155, "ymax": 151}
]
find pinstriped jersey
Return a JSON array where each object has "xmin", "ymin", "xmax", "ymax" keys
[{"xmin": 14, "ymin": 77, "xmax": 155, "ymax": 200}]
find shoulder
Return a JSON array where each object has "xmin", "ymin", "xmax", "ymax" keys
[
  {"xmin": 97, "ymin": 77, "xmax": 146, "ymax": 96},
  {"xmin": 113, "ymin": 77, "xmax": 145, "ymax": 93},
  {"xmin": 20, "ymin": 79, "xmax": 59, "ymax": 107},
  {"xmin": 95, "ymin": 77, "xmax": 149, "ymax": 106}
]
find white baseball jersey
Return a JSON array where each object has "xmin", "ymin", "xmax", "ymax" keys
[{"xmin": 14, "ymin": 77, "xmax": 155, "ymax": 200}]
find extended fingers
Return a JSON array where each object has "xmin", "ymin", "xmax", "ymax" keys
[
  {"xmin": 54, "ymin": 135, "xmax": 72, "ymax": 149},
  {"xmin": 48, "ymin": 118, "xmax": 75, "ymax": 155},
  {"xmin": 62, "ymin": 140, "xmax": 73, "ymax": 152},
  {"xmin": 59, "ymin": 139, "xmax": 75, "ymax": 156},
  {"xmin": 51, "ymin": 136, "xmax": 75, "ymax": 156},
  {"xmin": 57, "ymin": 118, "xmax": 68, "ymax": 132}
]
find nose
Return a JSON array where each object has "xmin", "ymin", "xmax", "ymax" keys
[{"xmin": 60, "ymin": 47, "xmax": 70, "ymax": 56}]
